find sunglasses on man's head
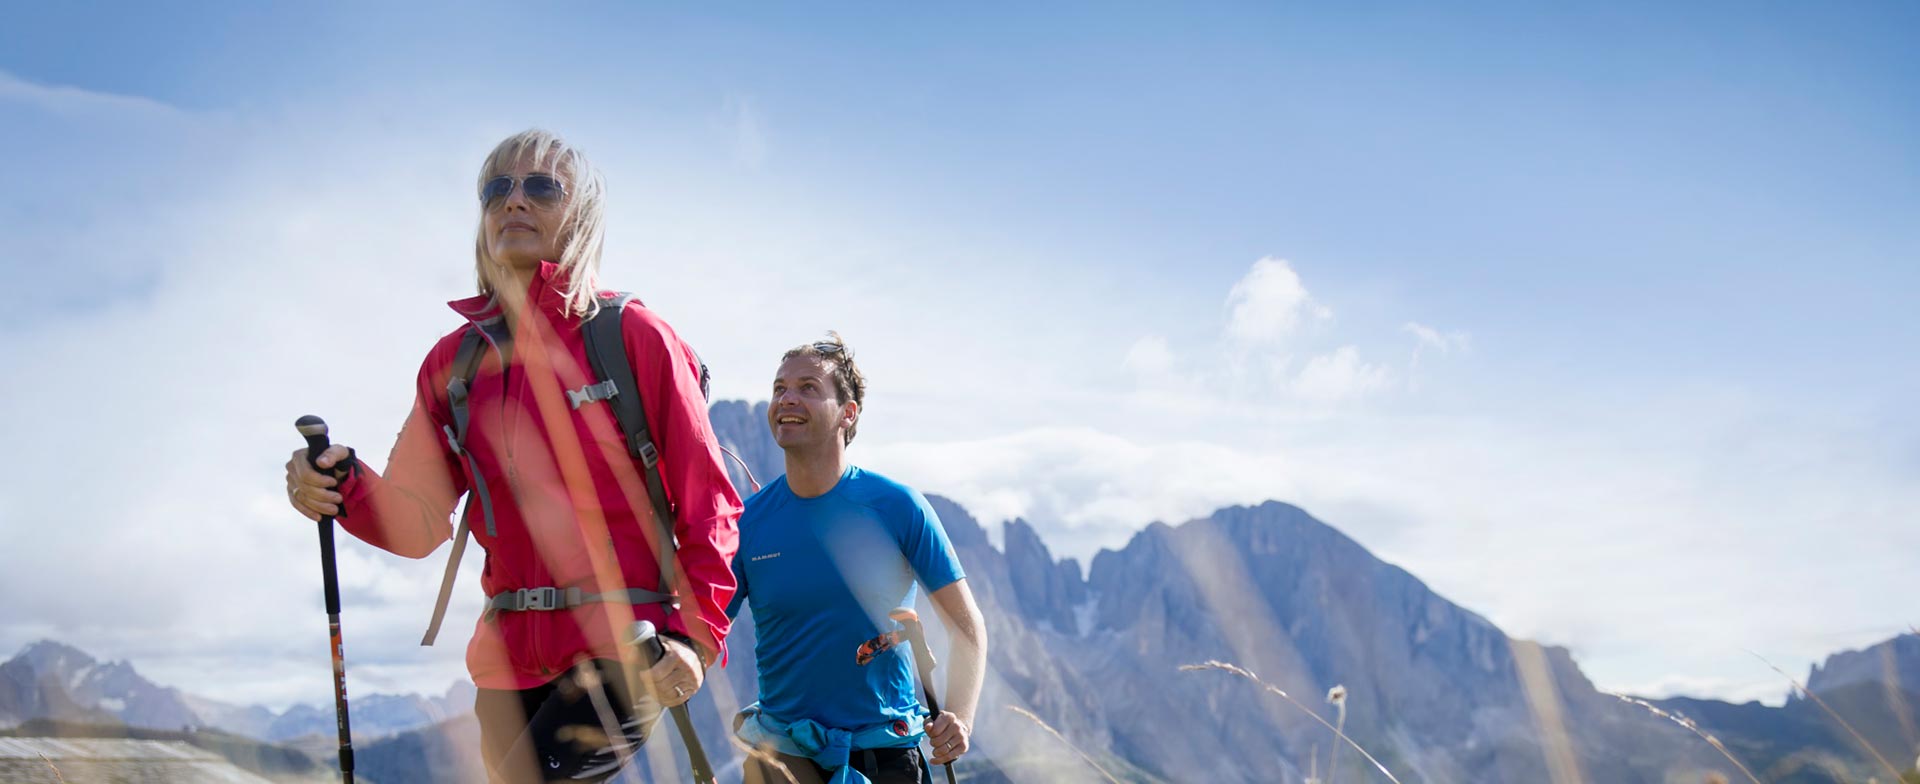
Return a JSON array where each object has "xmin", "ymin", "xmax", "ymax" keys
[
  {"xmin": 812, "ymin": 341, "xmax": 845, "ymax": 355},
  {"xmin": 480, "ymin": 174, "xmax": 566, "ymax": 209}
]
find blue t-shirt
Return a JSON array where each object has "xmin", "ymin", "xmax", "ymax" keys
[{"xmin": 727, "ymin": 465, "xmax": 965, "ymax": 731}]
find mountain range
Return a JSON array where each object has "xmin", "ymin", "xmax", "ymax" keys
[
  {"xmin": 0, "ymin": 639, "xmax": 471, "ymax": 744},
  {"xmin": 4, "ymin": 399, "xmax": 1914, "ymax": 782}
]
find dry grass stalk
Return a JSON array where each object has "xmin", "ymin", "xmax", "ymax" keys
[
  {"xmin": 1327, "ymin": 684, "xmax": 1349, "ymax": 784},
  {"xmin": 1181, "ymin": 661, "xmax": 1403, "ymax": 783},
  {"xmin": 1604, "ymin": 692, "xmax": 1761, "ymax": 784},
  {"xmin": 1007, "ymin": 705, "xmax": 1123, "ymax": 784},
  {"xmin": 39, "ymin": 752, "xmax": 65, "ymax": 783},
  {"xmin": 1751, "ymin": 651, "xmax": 1905, "ymax": 782},
  {"xmin": 726, "ymin": 734, "xmax": 801, "ymax": 784}
]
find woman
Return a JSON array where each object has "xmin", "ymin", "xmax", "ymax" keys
[{"xmin": 284, "ymin": 129, "xmax": 740, "ymax": 783}]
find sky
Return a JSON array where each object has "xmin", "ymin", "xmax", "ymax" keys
[{"xmin": 1, "ymin": 2, "xmax": 1916, "ymax": 712}]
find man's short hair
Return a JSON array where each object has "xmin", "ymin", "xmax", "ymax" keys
[{"xmin": 781, "ymin": 331, "xmax": 867, "ymax": 445}]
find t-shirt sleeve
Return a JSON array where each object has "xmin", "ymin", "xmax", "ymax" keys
[
  {"xmin": 726, "ymin": 546, "xmax": 748, "ymax": 620},
  {"xmin": 896, "ymin": 487, "xmax": 965, "ymax": 592}
]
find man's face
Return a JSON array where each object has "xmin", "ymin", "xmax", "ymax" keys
[{"xmin": 769, "ymin": 355, "xmax": 852, "ymax": 450}]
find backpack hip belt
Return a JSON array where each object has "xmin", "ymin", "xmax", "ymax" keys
[{"xmin": 481, "ymin": 586, "xmax": 675, "ymax": 621}]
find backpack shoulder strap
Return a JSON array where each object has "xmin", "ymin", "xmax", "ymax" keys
[
  {"xmin": 445, "ymin": 328, "xmax": 487, "ymax": 444},
  {"xmin": 422, "ymin": 326, "xmax": 492, "ymax": 646},
  {"xmin": 582, "ymin": 294, "xmax": 683, "ymax": 610}
]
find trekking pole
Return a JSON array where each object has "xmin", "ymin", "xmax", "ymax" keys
[
  {"xmin": 629, "ymin": 621, "xmax": 717, "ymax": 784},
  {"xmin": 889, "ymin": 607, "xmax": 957, "ymax": 784},
  {"xmin": 296, "ymin": 415, "xmax": 355, "ymax": 784}
]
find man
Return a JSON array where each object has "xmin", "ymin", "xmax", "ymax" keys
[{"xmin": 728, "ymin": 333, "xmax": 988, "ymax": 784}]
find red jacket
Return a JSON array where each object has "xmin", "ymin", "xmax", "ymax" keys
[{"xmin": 337, "ymin": 261, "xmax": 741, "ymax": 690}]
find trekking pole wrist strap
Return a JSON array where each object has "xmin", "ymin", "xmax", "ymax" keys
[{"xmin": 659, "ymin": 630, "xmax": 714, "ymax": 668}]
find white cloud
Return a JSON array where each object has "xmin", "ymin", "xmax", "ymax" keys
[
  {"xmin": 1122, "ymin": 335, "xmax": 1174, "ymax": 377},
  {"xmin": 1404, "ymin": 321, "xmax": 1471, "ymax": 356},
  {"xmin": 865, "ymin": 428, "xmax": 1301, "ymax": 561},
  {"xmin": 1292, "ymin": 346, "xmax": 1393, "ymax": 402},
  {"xmin": 1224, "ymin": 257, "xmax": 1329, "ymax": 345},
  {"xmin": 1402, "ymin": 322, "xmax": 1470, "ymax": 391},
  {"xmin": 0, "ymin": 70, "xmax": 187, "ymax": 119}
]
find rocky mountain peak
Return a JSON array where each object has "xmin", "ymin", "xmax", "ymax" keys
[
  {"xmin": 16, "ymin": 639, "xmax": 98, "ymax": 677},
  {"xmin": 1001, "ymin": 518, "xmax": 1088, "ymax": 634},
  {"xmin": 1804, "ymin": 632, "xmax": 1920, "ymax": 698}
]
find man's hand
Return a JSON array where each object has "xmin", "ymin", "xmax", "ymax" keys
[{"xmin": 927, "ymin": 710, "xmax": 971, "ymax": 765}]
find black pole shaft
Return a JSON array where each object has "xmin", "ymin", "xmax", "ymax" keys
[
  {"xmin": 900, "ymin": 618, "xmax": 957, "ymax": 784},
  {"xmin": 298, "ymin": 416, "xmax": 355, "ymax": 784}
]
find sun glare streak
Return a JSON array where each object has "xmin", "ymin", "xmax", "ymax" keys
[
  {"xmin": 1163, "ymin": 519, "xmax": 1311, "ymax": 739},
  {"xmin": 1879, "ymin": 642, "xmax": 1919, "ymax": 753},
  {"xmin": 1510, "ymin": 639, "xmax": 1587, "ymax": 784}
]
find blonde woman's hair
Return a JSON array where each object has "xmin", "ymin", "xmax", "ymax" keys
[{"xmin": 472, "ymin": 129, "xmax": 609, "ymax": 318}]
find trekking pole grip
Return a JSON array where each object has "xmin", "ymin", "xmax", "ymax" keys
[{"xmin": 297, "ymin": 415, "xmax": 343, "ymax": 615}]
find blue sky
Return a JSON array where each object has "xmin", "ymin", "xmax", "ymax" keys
[{"xmin": 2, "ymin": 2, "xmax": 1915, "ymax": 712}]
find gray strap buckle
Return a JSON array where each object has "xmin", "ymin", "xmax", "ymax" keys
[
  {"xmin": 567, "ymin": 380, "xmax": 619, "ymax": 410},
  {"xmin": 516, "ymin": 587, "xmax": 562, "ymax": 611}
]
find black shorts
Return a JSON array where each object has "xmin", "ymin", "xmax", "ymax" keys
[
  {"xmin": 742, "ymin": 745, "xmax": 928, "ymax": 784},
  {"xmin": 475, "ymin": 658, "xmax": 664, "ymax": 784}
]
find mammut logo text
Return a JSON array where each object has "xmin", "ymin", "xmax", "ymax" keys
[{"xmin": 751, "ymin": 552, "xmax": 782, "ymax": 562}]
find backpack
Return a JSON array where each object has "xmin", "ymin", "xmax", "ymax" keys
[{"xmin": 420, "ymin": 293, "xmax": 736, "ymax": 645}]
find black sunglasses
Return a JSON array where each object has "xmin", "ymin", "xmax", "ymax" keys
[
  {"xmin": 812, "ymin": 341, "xmax": 845, "ymax": 355},
  {"xmin": 480, "ymin": 174, "xmax": 566, "ymax": 209}
]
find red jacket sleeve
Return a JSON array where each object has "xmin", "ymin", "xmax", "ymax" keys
[
  {"xmin": 623, "ymin": 305, "xmax": 743, "ymax": 662},
  {"xmin": 335, "ymin": 347, "xmax": 467, "ymax": 559}
]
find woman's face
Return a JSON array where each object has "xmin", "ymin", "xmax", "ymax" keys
[{"xmin": 482, "ymin": 152, "xmax": 570, "ymax": 275}]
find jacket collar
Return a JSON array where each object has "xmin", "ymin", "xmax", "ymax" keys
[{"xmin": 447, "ymin": 260, "xmax": 572, "ymax": 325}]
